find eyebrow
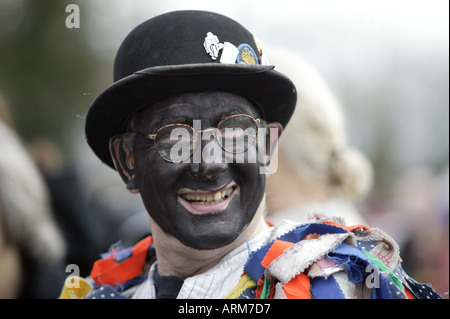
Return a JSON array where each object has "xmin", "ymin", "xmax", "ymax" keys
[
  {"xmin": 144, "ymin": 100, "xmax": 258, "ymax": 131},
  {"xmin": 143, "ymin": 117, "xmax": 188, "ymax": 134},
  {"xmin": 219, "ymin": 104, "xmax": 258, "ymax": 119},
  {"xmin": 145, "ymin": 103, "xmax": 193, "ymax": 131}
]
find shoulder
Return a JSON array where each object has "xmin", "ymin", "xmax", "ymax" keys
[
  {"xmin": 227, "ymin": 218, "xmax": 441, "ymax": 299},
  {"xmin": 59, "ymin": 235, "xmax": 155, "ymax": 299}
]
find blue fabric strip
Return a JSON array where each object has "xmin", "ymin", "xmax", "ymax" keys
[
  {"xmin": 86, "ymin": 285, "xmax": 127, "ymax": 299},
  {"xmin": 327, "ymin": 242, "xmax": 396, "ymax": 299},
  {"xmin": 402, "ymin": 269, "xmax": 442, "ymax": 299},
  {"xmin": 370, "ymin": 272, "xmax": 392, "ymax": 299},
  {"xmin": 311, "ymin": 275, "xmax": 345, "ymax": 299},
  {"xmin": 244, "ymin": 223, "xmax": 348, "ymax": 282},
  {"xmin": 244, "ymin": 245, "xmax": 272, "ymax": 282},
  {"xmin": 326, "ymin": 243, "xmax": 371, "ymax": 284}
]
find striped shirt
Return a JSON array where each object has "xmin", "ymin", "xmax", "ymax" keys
[{"xmin": 132, "ymin": 226, "xmax": 274, "ymax": 299}]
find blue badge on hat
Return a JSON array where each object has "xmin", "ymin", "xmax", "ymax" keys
[{"xmin": 236, "ymin": 44, "xmax": 259, "ymax": 65}]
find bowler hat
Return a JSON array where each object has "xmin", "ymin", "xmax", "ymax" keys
[{"xmin": 85, "ymin": 10, "xmax": 297, "ymax": 168}]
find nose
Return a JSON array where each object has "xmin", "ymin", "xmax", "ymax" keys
[
  {"xmin": 190, "ymin": 160, "xmax": 228, "ymax": 180},
  {"xmin": 190, "ymin": 129, "xmax": 228, "ymax": 179}
]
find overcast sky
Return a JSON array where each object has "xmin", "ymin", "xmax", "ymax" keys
[{"xmin": 80, "ymin": 0, "xmax": 448, "ymax": 174}]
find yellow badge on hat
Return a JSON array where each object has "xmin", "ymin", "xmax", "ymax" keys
[{"xmin": 236, "ymin": 44, "xmax": 258, "ymax": 65}]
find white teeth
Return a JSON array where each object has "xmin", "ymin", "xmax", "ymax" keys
[{"xmin": 181, "ymin": 187, "xmax": 234, "ymax": 204}]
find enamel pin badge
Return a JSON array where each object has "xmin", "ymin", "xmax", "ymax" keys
[
  {"xmin": 203, "ymin": 32, "xmax": 224, "ymax": 60},
  {"xmin": 220, "ymin": 42, "xmax": 239, "ymax": 64},
  {"xmin": 203, "ymin": 32, "xmax": 260, "ymax": 65},
  {"xmin": 236, "ymin": 44, "xmax": 258, "ymax": 65}
]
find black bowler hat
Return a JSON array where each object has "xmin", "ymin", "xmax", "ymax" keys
[{"xmin": 85, "ymin": 10, "xmax": 297, "ymax": 169}]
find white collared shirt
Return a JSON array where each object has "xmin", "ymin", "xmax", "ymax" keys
[{"xmin": 131, "ymin": 227, "xmax": 274, "ymax": 299}]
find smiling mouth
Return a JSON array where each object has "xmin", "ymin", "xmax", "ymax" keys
[{"xmin": 178, "ymin": 183, "xmax": 237, "ymax": 214}]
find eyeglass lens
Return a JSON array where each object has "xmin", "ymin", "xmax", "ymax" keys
[{"xmin": 153, "ymin": 115, "xmax": 258, "ymax": 162}]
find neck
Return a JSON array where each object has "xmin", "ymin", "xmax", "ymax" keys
[{"xmin": 150, "ymin": 197, "xmax": 269, "ymax": 279}]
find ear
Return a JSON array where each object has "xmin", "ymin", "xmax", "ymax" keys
[
  {"xmin": 260, "ymin": 122, "xmax": 283, "ymax": 175},
  {"xmin": 109, "ymin": 135, "xmax": 139, "ymax": 194}
]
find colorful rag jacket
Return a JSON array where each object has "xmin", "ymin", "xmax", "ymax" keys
[{"xmin": 59, "ymin": 218, "xmax": 442, "ymax": 299}]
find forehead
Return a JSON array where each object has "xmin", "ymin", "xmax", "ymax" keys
[{"xmin": 132, "ymin": 92, "xmax": 260, "ymax": 128}]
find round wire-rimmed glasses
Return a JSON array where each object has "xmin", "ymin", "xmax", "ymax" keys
[{"xmin": 130, "ymin": 114, "xmax": 260, "ymax": 163}]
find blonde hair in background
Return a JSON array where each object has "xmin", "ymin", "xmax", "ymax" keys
[{"xmin": 266, "ymin": 46, "xmax": 373, "ymax": 202}]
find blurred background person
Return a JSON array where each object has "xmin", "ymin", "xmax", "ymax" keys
[
  {"xmin": 0, "ymin": 100, "xmax": 66, "ymax": 298},
  {"xmin": 27, "ymin": 138, "xmax": 109, "ymax": 279},
  {"xmin": 364, "ymin": 166, "xmax": 449, "ymax": 297},
  {"xmin": 265, "ymin": 47, "xmax": 373, "ymax": 226}
]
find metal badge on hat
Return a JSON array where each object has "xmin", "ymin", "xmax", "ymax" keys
[
  {"xmin": 203, "ymin": 32, "xmax": 224, "ymax": 60},
  {"xmin": 203, "ymin": 32, "xmax": 261, "ymax": 65},
  {"xmin": 236, "ymin": 44, "xmax": 258, "ymax": 65}
]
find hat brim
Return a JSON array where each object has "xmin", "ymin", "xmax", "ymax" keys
[{"xmin": 85, "ymin": 63, "xmax": 297, "ymax": 169}]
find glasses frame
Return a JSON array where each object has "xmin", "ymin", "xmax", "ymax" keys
[{"xmin": 130, "ymin": 114, "xmax": 261, "ymax": 163}]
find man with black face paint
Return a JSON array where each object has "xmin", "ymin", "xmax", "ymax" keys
[
  {"xmin": 61, "ymin": 11, "xmax": 441, "ymax": 299},
  {"xmin": 120, "ymin": 93, "xmax": 271, "ymax": 251}
]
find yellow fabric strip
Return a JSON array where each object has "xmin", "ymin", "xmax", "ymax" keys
[
  {"xmin": 224, "ymin": 274, "xmax": 257, "ymax": 299},
  {"xmin": 59, "ymin": 276, "xmax": 93, "ymax": 299}
]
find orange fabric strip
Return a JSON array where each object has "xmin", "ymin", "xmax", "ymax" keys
[
  {"xmin": 265, "ymin": 219, "xmax": 275, "ymax": 227},
  {"xmin": 283, "ymin": 273, "xmax": 311, "ymax": 299},
  {"xmin": 255, "ymin": 277, "xmax": 265, "ymax": 299},
  {"xmin": 91, "ymin": 236, "xmax": 153, "ymax": 286},
  {"xmin": 323, "ymin": 221, "xmax": 370, "ymax": 232},
  {"xmin": 405, "ymin": 288, "xmax": 415, "ymax": 299},
  {"xmin": 261, "ymin": 240, "xmax": 295, "ymax": 268}
]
